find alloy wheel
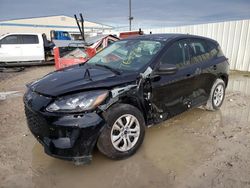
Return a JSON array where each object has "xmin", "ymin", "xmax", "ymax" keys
[
  {"xmin": 213, "ymin": 84, "xmax": 224, "ymax": 107},
  {"xmin": 111, "ymin": 114, "xmax": 140, "ymax": 152}
]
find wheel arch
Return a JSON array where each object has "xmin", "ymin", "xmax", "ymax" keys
[
  {"xmin": 123, "ymin": 97, "xmax": 148, "ymax": 122},
  {"xmin": 106, "ymin": 96, "xmax": 148, "ymax": 125},
  {"xmin": 97, "ymin": 101, "xmax": 146, "ymax": 159},
  {"xmin": 218, "ymin": 73, "xmax": 228, "ymax": 87}
]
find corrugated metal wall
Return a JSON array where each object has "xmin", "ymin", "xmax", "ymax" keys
[{"xmin": 143, "ymin": 19, "xmax": 250, "ymax": 72}]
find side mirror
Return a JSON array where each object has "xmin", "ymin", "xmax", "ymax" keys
[{"xmin": 155, "ymin": 64, "xmax": 178, "ymax": 75}]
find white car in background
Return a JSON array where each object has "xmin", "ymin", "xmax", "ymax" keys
[{"xmin": 0, "ymin": 33, "xmax": 45, "ymax": 63}]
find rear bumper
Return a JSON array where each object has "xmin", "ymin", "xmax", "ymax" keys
[{"xmin": 24, "ymin": 95, "xmax": 105, "ymax": 164}]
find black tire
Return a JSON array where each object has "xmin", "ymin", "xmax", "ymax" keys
[
  {"xmin": 205, "ymin": 78, "xmax": 225, "ymax": 111},
  {"xmin": 97, "ymin": 103, "xmax": 145, "ymax": 160}
]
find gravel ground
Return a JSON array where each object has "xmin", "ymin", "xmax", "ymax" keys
[{"xmin": 0, "ymin": 66, "xmax": 250, "ymax": 188}]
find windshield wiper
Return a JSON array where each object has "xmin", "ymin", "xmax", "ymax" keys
[{"xmin": 94, "ymin": 64, "xmax": 121, "ymax": 75}]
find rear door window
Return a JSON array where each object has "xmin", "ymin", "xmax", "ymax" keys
[
  {"xmin": 160, "ymin": 40, "xmax": 190, "ymax": 68},
  {"xmin": 21, "ymin": 35, "xmax": 39, "ymax": 44},
  {"xmin": 0, "ymin": 35, "xmax": 20, "ymax": 44},
  {"xmin": 189, "ymin": 39, "xmax": 210, "ymax": 64}
]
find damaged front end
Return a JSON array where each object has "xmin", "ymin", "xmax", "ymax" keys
[
  {"xmin": 99, "ymin": 66, "xmax": 159, "ymax": 126},
  {"xmin": 24, "ymin": 89, "xmax": 106, "ymax": 165},
  {"xmin": 23, "ymin": 66, "xmax": 157, "ymax": 165}
]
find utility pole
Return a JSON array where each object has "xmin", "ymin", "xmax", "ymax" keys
[{"xmin": 129, "ymin": 0, "xmax": 133, "ymax": 31}]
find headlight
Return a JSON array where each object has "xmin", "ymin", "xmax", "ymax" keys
[{"xmin": 46, "ymin": 90, "xmax": 108, "ymax": 113}]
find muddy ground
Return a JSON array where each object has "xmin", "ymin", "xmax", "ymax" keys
[{"xmin": 0, "ymin": 66, "xmax": 250, "ymax": 188}]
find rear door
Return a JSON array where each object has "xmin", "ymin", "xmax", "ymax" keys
[
  {"xmin": 188, "ymin": 38, "xmax": 218, "ymax": 103},
  {"xmin": 0, "ymin": 35, "xmax": 22, "ymax": 62},
  {"xmin": 150, "ymin": 39, "xmax": 198, "ymax": 119},
  {"xmin": 20, "ymin": 34, "xmax": 44, "ymax": 61}
]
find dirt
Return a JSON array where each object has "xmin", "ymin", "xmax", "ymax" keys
[{"xmin": 0, "ymin": 67, "xmax": 250, "ymax": 188}]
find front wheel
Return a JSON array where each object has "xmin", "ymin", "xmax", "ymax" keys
[
  {"xmin": 205, "ymin": 78, "xmax": 226, "ymax": 111},
  {"xmin": 97, "ymin": 104, "xmax": 145, "ymax": 160}
]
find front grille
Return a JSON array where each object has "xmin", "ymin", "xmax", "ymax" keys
[
  {"xmin": 25, "ymin": 106, "xmax": 78, "ymax": 139},
  {"xmin": 25, "ymin": 106, "xmax": 50, "ymax": 137},
  {"xmin": 24, "ymin": 106, "xmax": 97, "ymax": 158}
]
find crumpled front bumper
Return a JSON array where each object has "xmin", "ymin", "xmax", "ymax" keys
[{"xmin": 24, "ymin": 91, "xmax": 105, "ymax": 165}]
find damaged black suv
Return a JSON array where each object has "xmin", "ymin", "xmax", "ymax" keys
[{"xmin": 24, "ymin": 34, "xmax": 229, "ymax": 164}]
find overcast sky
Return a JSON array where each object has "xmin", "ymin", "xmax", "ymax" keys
[{"xmin": 0, "ymin": 0, "xmax": 250, "ymax": 29}]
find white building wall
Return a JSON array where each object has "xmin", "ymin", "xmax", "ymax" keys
[
  {"xmin": 144, "ymin": 19, "xmax": 250, "ymax": 72},
  {"xmin": 0, "ymin": 26, "xmax": 79, "ymax": 38},
  {"xmin": 0, "ymin": 15, "xmax": 113, "ymax": 38}
]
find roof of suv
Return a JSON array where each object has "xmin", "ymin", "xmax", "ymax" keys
[{"xmin": 127, "ymin": 33, "xmax": 217, "ymax": 44}]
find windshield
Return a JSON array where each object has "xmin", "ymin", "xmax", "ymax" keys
[{"xmin": 87, "ymin": 40, "xmax": 163, "ymax": 72}]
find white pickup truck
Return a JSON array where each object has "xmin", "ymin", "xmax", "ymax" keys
[{"xmin": 0, "ymin": 33, "xmax": 46, "ymax": 63}]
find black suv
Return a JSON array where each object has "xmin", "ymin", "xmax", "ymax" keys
[{"xmin": 24, "ymin": 34, "xmax": 229, "ymax": 164}]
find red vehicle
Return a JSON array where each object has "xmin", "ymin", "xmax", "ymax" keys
[
  {"xmin": 119, "ymin": 29, "xmax": 144, "ymax": 39},
  {"xmin": 54, "ymin": 35, "xmax": 119, "ymax": 70}
]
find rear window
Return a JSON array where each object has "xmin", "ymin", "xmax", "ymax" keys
[
  {"xmin": 21, "ymin": 35, "xmax": 39, "ymax": 44},
  {"xmin": 206, "ymin": 41, "xmax": 224, "ymax": 58},
  {"xmin": 0, "ymin": 35, "xmax": 20, "ymax": 44}
]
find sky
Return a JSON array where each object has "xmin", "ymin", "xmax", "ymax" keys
[{"xmin": 0, "ymin": 0, "xmax": 250, "ymax": 29}]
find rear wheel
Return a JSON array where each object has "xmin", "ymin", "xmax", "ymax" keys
[
  {"xmin": 205, "ymin": 78, "xmax": 225, "ymax": 111},
  {"xmin": 97, "ymin": 104, "xmax": 145, "ymax": 159}
]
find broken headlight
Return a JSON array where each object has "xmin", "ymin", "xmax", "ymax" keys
[{"xmin": 46, "ymin": 90, "xmax": 108, "ymax": 113}]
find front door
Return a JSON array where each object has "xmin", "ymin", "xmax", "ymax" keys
[{"xmin": 150, "ymin": 39, "xmax": 198, "ymax": 120}]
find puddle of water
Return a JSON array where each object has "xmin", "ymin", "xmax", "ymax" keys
[
  {"xmin": 144, "ymin": 108, "xmax": 222, "ymax": 175},
  {"xmin": 227, "ymin": 72, "xmax": 250, "ymax": 96},
  {"xmin": 31, "ymin": 144, "xmax": 172, "ymax": 188}
]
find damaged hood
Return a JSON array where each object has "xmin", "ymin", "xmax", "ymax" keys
[{"xmin": 29, "ymin": 64, "xmax": 138, "ymax": 97}]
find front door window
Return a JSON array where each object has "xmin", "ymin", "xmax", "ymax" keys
[{"xmin": 160, "ymin": 40, "xmax": 190, "ymax": 68}]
